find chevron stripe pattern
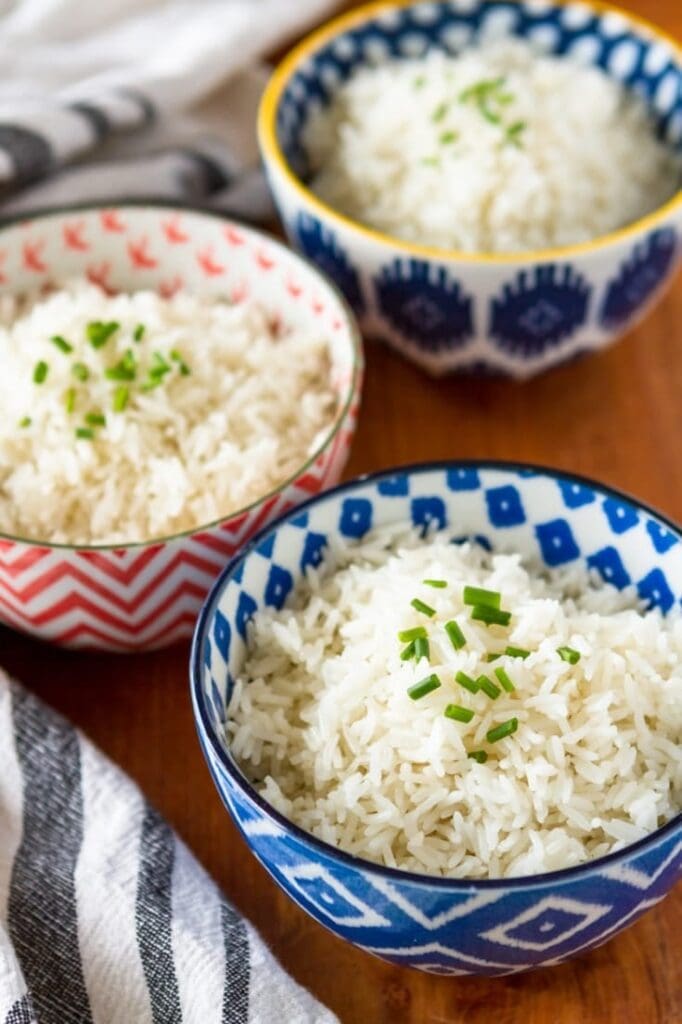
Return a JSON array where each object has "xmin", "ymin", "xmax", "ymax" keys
[
  {"xmin": 193, "ymin": 463, "xmax": 682, "ymax": 974},
  {"xmin": 0, "ymin": 207, "xmax": 362, "ymax": 650}
]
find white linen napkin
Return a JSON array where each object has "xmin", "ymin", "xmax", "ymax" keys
[
  {"xmin": 0, "ymin": 671, "xmax": 338, "ymax": 1024},
  {"xmin": 0, "ymin": 0, "xmax": 337, "ymax": 219}
]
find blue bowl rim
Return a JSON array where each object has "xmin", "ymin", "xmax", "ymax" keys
[{"xmin": 190, "ymin": 458, "xmax": 682, "ymax": 891}]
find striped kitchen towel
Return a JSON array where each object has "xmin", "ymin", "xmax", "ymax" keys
[
  {"xmin": 0, "ymin": 673, "xmax": 337, "ymax": 1024},
  {"xmin": 0, "ymin": 0, "xmax": 337, "ymax": 221}
]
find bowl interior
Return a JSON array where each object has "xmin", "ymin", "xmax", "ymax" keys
[
  {"xmin": 198, "ymin": 463, "xmax": 682, "ymax": 814},
  {"xmin": 274, "ymin": 0, "xmax": 682, "ymax": 184}
]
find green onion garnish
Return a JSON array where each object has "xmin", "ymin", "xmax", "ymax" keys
[
  {"xmin": 105, "ymin": 350, "xmax": 137, "ymax": 382},
  {"xmin": 431, "ymin": 101, "xmax": 448, "ymax": 122},
  {"xmin": 463, "ymin": 586, "xmax": 501, "ymax": 608},
  {"xmin": 414, "ymin": 636, "xmax": 430, "ymax": 661},
  {"xmin": 64, "ymin": 387, "xmax": 76, "ymax": 414},
  {"xmin": 471, "ymin": 605, "xmax": 511, "ymax": 627},
  {"xmin": 407, "ymin": 674, "xmax": 441, "ymax": 701},
  {"xmin": 444, "ymin": 704, "xmax": 475, "ymax": 723},
  {"xmin": 476, "ymin": 674, "xmax": 501, "ymax": 700},
  {"xmin": 423, "ymin": 579, "xmax": 447, "ymax": 588},
  {"xmin": 439, "ymin": 130, "xmax": 458, "ymax": 145},
  {"xmin": 50, "ymin": 335, "xmax": 73, "ymax": 354},
  {"xmin": 18, "ymin": 416, "xmax": 31, "ymax": 428},
  {"xmin": 411, "ymin": 598, "xmax": 436, "ymax": 618},
  {"xmin": 455, "ymin": 670, "xmax": 479, "ymax": 694},
  {"xmin": 505, "ymin": 645, "xmax": 530, "ymax": 659},
  {"xmin": 85, "ymin": 412, "xmax": 106, "ymax": 427},
  {"xmin": 112, "ymin": 385, "xmax": 129, "ymax": 413},
  {"xmin": 170, "ymin": 349, "xmax": 191, "ymax": 375},
  {"xmin": 505, "ymin": 120, "xmax": 526, "ymax": 148},
  {"xmin": 557, "ymin": 646, "xmax": 581, "ymax": 665},
  {"xmin": 468, "ymin": 750, "xmax": 488, "ymax": 764},
  {"xmin": 87, "ymin": 320, "xmax": 119, "ymax": 349},
  {"xmin": 486, "ymin": 652, "xmax": 502, "ymax": 662},
  {"xmin": 445, "ymin": 620, "xmax": 466, "ymax": 651},
  {"xmin": 33, "ymin": 361, "xmax": 49, "ymax": 384},
  {"xmin": 72, "ymin": 362, "xmax": 89, "ymax": 382},
  {"xmin": 133, "ymin": 323, "xmax": 145, "ymax": 342},
  {"xmin": 413, "ymin": 75, "xmax": 426, "ymax": 89},
  {"xmin": 494, "ymin": 666, "xmax": 515, "ymax": 693},
  {"xmin": 486, "ymin": 717, "xmax": 518, "ymax": 744},
  {"xmin": 400, "ymin": 641, "xmax": 416, "ymax": 661},
  {"xmin": 75, "ymin": 427, "xmax": 95, "ymax": 440},
  {"xmin": 398, "ymin": 626, "xmax": 427, "ymax": 643}
]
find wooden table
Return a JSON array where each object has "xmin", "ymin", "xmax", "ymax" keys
[{"xmin": 2, "ymin": 2, "xmax": 682, "ymax": 1020}]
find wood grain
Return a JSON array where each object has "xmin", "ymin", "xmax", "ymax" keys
[{"xmin": 1, "ymin": 1, "xmax": 681, "ymax": 1020}]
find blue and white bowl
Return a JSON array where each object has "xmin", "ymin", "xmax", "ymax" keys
[
  {"xmin": 191, "ymin": 462, "xmax": 682, "ymax": 975},
  {"xmin": 259, "ymin": 0, "xmax": 682, "ymax": 377}
]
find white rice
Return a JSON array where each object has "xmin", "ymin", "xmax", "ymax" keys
[
  {"xmin": 0, "ymin": 279, "xmax": 338, "ymax": 545},
  {"xmin": 304, "ymin": 39, "xmax": 680, "ymax": 253},
  {"xmin": 229, "ymin": 526, "xmax": 682, "ymax": 879}
]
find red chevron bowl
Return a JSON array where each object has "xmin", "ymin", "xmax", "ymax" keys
[{"xmin": 0, "ymin": 205, "xmax": 363, "ymax": 651}]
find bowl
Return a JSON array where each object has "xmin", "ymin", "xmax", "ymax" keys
[
  {"xmin": 0, "ymin": 204, "xmax": 362, "ymax": 651},
  {"xmin": 259, "ymin": 0, "xmax": 682, "ymax": 378},
  {"xmin": 192, "ymin": 460, "xmax": 682, "ymax": 974}
]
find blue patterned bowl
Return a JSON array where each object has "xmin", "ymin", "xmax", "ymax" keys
[
  {"xmin": 259, "ymin": 0, "xmax": 682, "ymax": 377},
  {"xmin": 191, "ymin": 462, "xmax": 682, "ymax": 975}
]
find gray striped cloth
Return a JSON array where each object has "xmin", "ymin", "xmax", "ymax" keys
[
  {"xmin": 0, "ymin": 0, "xmax": 337, "ymax": 220},
  {"xmin": 0, "ymin": 672, "xmax": 338, "ymax": 1024}
]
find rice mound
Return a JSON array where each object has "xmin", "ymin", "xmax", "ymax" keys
[
  {"xmin": 0, "ymin": 279, "xmax": 338, "ymax": 545},
  {"xmin": 229, "ymin": 526, "xmax": 682, "ymax": 879},
  {"xmin": 304, "ymin": 39, "xmax": 680, "ymax": 253}
]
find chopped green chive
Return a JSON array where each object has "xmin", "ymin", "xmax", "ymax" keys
[
  {"xmin": 423, "ymin": 578, "xmax": 447, "ymax": 588},
  {"xmin": 72, "ymin": 362, "xmax": 89, "ymax": 382},
  {"xmin": 413, "ymin": 74, "xmax": 426, "ymax": 89},
  {"xmin": 400, "ymin": 641, "xmax": 416, "ymax": 661},
  {"xmin": 557, "ymin": 646, "xmax": 581, "ymax": 665},
  {"xmin": 104, "ymin": 349, "xmax": 137, "ymax": 381},
  {"xmin": 494, "ymin": 666, "xmax": 515, "ymax": 693},
  {"xmin": 471, "ymin": 605, "xmax": 511, "ymax": 627},
  {"xmin": 85, "ymin": 412, "xmax": 106, "ymax": 427},
  {"xmin": 33, "ymin": 361, "xmax": 49, "ymax": 384},
  {"xmin": 444, "ymin": 704, "xmax": 475, "ymax": 724},
  {"xmin": 505, "ymin": 120, "xmax": 527, "ymax": 147},
  {"xmin": 468, "ymin": 749, "xmax": 488, "ymax": 764},
  {"xmin": 87, "ymin": 320, "xmax": 119, "ymax": 349},
  {"xmin": 420, "ymin": 156, "xmax": 440, "ymax": 168},
  {"xmin": 411, "ymin": 598, "xmax": 436, "ymax": 618},
  {"xmin": 133, "ymin": 323, "xmax": 145, "ymax": 342},
  {"xmin": 505, "ymin": 645, "xmax": 530, "ymax": 659},
  {"xmin": 463, "ymin": 586, "xmax": 501, "ymax": 608},
  {"xmin": 18, "ymin": 416, "xmax": 31, "ymax": 428},
  {"xmin": 50, "ymin": 334, "xmax": 73, "ymax": 354},
  {"xmin": 170, "ymin": 349, "xmax": 191, "ymax": 375},
  {"xmin": 413, "ymin": 636, "xmax": 430, "ymax": 661},
  {"xmin": 112, "ymin": 385, "xmax": 129, "ymax": 413},
  {"xmin": 431, "ymin": 101, "xmax": 448, "ymax": 122},
  {"xmin": 398, "ymin": 626, "xmax": 427, "ymax": 643},
  {"xmin": 407, "ymin": 673, "xmax": 441, "ymax": 701},
  {"xmin": 486, "ymin": 652, "xmax": 502, "ymax": 662},
  {"xmin": 445, "ymin": 620, "xmax": 466, "ymax": 651},
  {"xmin": 64, "ymin": 387, "xmax": 76, "ymax": 414},
  {"xmin": 439, "ymin": 130, "xmax": 458, "ymax": 145},
  {"xmin": 477, "ymin": 674, "xmax": 501, "ymax": 700},
  {"xmin": 486, "ymin": 717, "xmax": 518, "ymax": 744},
  {"xmin": 455, "ymin": 670, "xmax": 479, "ymax": 694},
  {"xmin": 75, "ymin": 427, "xmax": 95, "ymax": 440}
]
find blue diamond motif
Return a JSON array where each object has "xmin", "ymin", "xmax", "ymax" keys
[
  {"xmin": 203, "ymin": 635, "xmax": 212, "ymax": 669},
  {"xmin": 446, "ymin": 467, "xmax": 480, "ymax": 491},
  {"xmin": 213, "ymin": 608, "xmax": 231, "ymax": 660},
  {"xmin": 558, "ymin": 480, "xmax": 596, "ymax": 508},
  {"xmin": 506, "ymin": 907, "xmax": 589, "ymax": 947},
  {"xmin": 489, "ymin": 265, "xmax": 591, "ymax": 357},
  {"xmin": 236, "ymin": 591, "xmax": 257, "ymax": 640},
  {"xmin": 211, "ymin": 677, "xmax": 225, "ymax": 725},
  {"xmin": 637, "ymin": 568, "xmax": 674, "ymax": 612},
  {"xmin": 600, "ymin": 228, "xmax": 677, "ymax": 330},
  {"xmin": 374, "ymin": 259, "xmax": 473, "ymax": 351},
  {"xmin": 603, "ymin": 498, "xmax": 639, "ymax": 534},
  {"xmin": 233, "ymin": 561, "xmax": 245, "ymax": 584},
  {"xmin": 378, "ymin": 474, "xmax": 409, "ymax": 496},
  {"xmin": 411, "ymin": 496, "xmax": 447, "ymax": 533},
  {"xmin": 291, "ymin": 511, "xmax": 309, "ymax": 529},
  {"xmin": 264, "ymin": 564, "xmax": 293, "ymax": 610},
  {"xmin": 339, "ymin": 497, "xmax": 373, "ymax": 538},
  {"xmin": 293, "ymin": 874, "xmax": 360, "ymax": 919},
  {"xmin": 646, "ymin": 521, "xmax": 678, "ymax": 554},
  {"xmin": 300, "ymin": 531, "xmax": 328, "ymax": 572},
  {"xmin": 256, "ymin": 533, "xmax": 276, "ymax": 559},
  {"xmin": 485, "ymin": 485, "xmax": 526, "ymax": 527},
  {"xmin": 294, "ymin": 213, "xmax": 365, "ymax": 313},
  {"xmin": 587, "ymin": 546, "xmax": 632, "ymax": 589},
  {"xmin": 536, "ymin": 519, "xmax": 581, "ymax": 566}
]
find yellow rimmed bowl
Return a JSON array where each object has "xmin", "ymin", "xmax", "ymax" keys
[{"xmin": 259, "ymin": 0, "xmax": 682, "ymax": 377}]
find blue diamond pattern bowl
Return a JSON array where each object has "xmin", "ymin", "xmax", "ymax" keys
[
  {"xmin": 258, "ymin": 0, "xmax": 682, "ymax": 377},
  {"xmin": 191, "ymin": 462, "xmax": 681, "ymax": 975}
]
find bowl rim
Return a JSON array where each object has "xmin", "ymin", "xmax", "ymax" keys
[
  {"xmin": 0, "ymin": 200, "xmax": 364, "ymax": 553},
  {"xmin": 191, "ymin": 457, "xmax": 682, "ymax": 891},
  {"xmin": 258, "ymin": 0, "xmax": 682, "ymax": 266}
]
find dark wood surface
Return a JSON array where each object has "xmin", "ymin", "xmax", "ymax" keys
[{"xmin": 1, "ymin": 1, "xmax": 681, "ymax": 1020}]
